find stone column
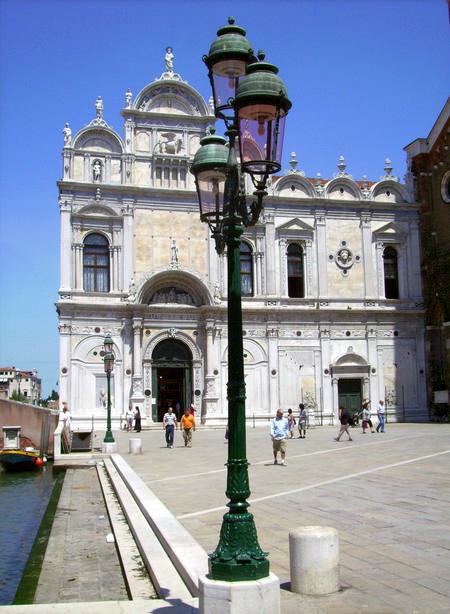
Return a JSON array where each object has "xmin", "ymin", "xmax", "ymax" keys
[
  {"xmin": 408, "ymin": 220, "xmax": 421, "ymax": 298},
  {"xmin": 83, "ymin": 153, "xmax": 90, "ymax": 181},
  {"xmin": 399, "ymin": 243, "xmax": 408, "ymax": 298},
  {"xmin": 58, "ymin": 322, "xmax": 71, "ymax": 411},
  {"xmin": 304, "ymin": 240, "xmax": 313, "ymax": 296},
  {"xmin": 320, "ymin": 329, "xmax": 332, "ymax": 415},
  {"xmin": 376, "ymin": 347, "xmax": 384, "ymax": 405},
  {"xmin": 279, "ymin": 238, "xmax": 287, "ymax": 297},
  {"xmin": 376, "ymin": 242, "xmax": 385, "ymax": 298},
  {"xmin": 332, "ymin": 378, "xmax": 339, "ymax": 421},
  {"xmin": 121, "ymin": 200, "xmax": 134, "ymax": 290},
  {"xmin": 267, "ymin": 325, "xmax": 279, "ymax": 413},
  {"xmin": 203, "ymin": 322, "xmax": 219, "ymax": 421},
  {"xmin": 59, "ymin": 200, "xmax": 72, "ymax": 291},
  {"xmin": 360, "ymin": 213, "xmax": 375, "ymax": 298},
  {"xmin": 265, "ymin": 213, "xmax": 276, "ymax": 296},
  {"xmin": 367, "ymin": 326, "xmax": 378, "ymax": 400},
  {"xmin": 105, "ymin": 155, "xmax": 111, "ymax": 183},
  {"xmin": 131, "ymin": 320, "xmax": 144, "ymax": 408},
  {"xmin": 315, "ymin": 213, "xmax": 327, "ymax": 298}
]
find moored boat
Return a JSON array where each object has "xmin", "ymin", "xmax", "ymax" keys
[{"xmin": 0, "ymin": 426, "xmax": 45, "ymax": 472}]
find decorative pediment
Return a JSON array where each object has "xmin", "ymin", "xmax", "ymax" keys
[
  {"xmin": 325, "ymin": 177, "xmax": 362, "ymax": 201},
  {"xmin": 75, "ymin": 204, "xmax": 118, "ymax": 218},
  {"xmin": 276, "ymin": 218, "xmax": 314, "ymax": 240},
  {"xmin": 373, "ymin": 221, "xmax": 406, "ymax": 242}
]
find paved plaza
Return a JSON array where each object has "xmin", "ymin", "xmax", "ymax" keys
[{"xmin": 115, "ymin": 422, "xmax": 450, "ymax": 613}]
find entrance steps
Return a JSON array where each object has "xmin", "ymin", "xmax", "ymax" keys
[{"xmin": 100, "ymin": 454, "xmax": 208, "ymax": 603}]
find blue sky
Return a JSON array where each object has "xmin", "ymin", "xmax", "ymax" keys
[{"xmin": 0, "ymin": 0, "xmax": 448, "ymax": 396}]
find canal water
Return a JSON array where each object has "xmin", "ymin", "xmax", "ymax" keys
[{"xmin": 0, "ymin": 467, "xmax": 59, "ymax": 605}]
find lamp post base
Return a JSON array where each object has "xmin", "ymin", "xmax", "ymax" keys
[
  {"xmin": 199, "ymin": 572, "xmax": 280, "ymax": 614},
  {"xmin": 102, "ymin": 442, "xmax": 117, "ymax": 454}
]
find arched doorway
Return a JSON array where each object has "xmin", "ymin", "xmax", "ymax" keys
[{"xmin": 151, "ymin": 339, "xmax": 193, "ymax": 421}]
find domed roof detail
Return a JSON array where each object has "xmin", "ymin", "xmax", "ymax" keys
[{"xmin": 371, "ymin": 180, "xmax": 410, "ymax": 204}]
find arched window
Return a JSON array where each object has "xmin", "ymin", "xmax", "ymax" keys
[
  {"xmin": 240, "ymin": 242, "xmax": 253, "ymax": 296},
  {"xmin": 287, "ymin": 243, "xmax": 304, "ymax": 298},
  {"xmin": 83, "ymin": 233, "xmax": 110, "ymax": 292},
  {"xmin": 383, "ymin": 246, "xmax": 399, "ymax": 299}
]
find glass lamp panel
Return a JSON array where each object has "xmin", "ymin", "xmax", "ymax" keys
[
  {"xmin": 104, "ymin": 357, "xmax": 114, "ymax": 373},
  {"xmin": 211, "ymin": 59, "xmax": 246, "ymax": 117},
  {"xmin": 104, "ymin": 336, "xmax": 113, "ymax": 352},
  {"xmin": 197, "ymin": 169, "xmax": 226, "ymax": 221},
  {"xmin": 238, "ymin": 112, "xmax": 286, "ymax": 175}
]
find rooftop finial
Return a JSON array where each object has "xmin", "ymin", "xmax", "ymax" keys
[
  {"xmin": 337, "ymin": 155, "xmax": 347, "ymax": 175},
  {"xmin": 289, "ymin": 152, "xmax": 298, "ymax": 172},
  {"xmin": 384, "ymin": 158, "xmax": 393, "ymax": 177}
]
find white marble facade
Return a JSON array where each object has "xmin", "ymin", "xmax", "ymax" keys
[{"xmin": 57, "ymin": 55, "xmax": 427, "ymax": 427}]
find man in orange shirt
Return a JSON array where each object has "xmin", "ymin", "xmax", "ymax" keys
[{"xmin": 180, "ymin": 408, "xmax": 196, "ymax": 447}]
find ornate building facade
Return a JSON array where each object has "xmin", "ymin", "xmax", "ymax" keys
[
  {"xmin": 57, "ymin": 54, "xmax": 427, "ymax": 427},
  {"xmin": 405, "ymin": 97, "xmax": 450, "ymax": 411}
]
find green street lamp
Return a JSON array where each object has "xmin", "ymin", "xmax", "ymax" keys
[
  {"xmin": 103, "ymin": 333, "xmax": 115, "ymax": 444},
  {"xmin": 191, "ymin": 17, "xmax": 291, "ymax": 583}
]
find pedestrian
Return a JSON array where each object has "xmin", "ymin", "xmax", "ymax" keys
[
  {"xmin": 298, "ymin": 403, "xmax": 307, "ymax": 438},
  {"xmin": 376, "ymin": 400, "xmax": 386, "ymax": 433},
  {"xmin": 61, "ymin": 403, "xmax": 71, "ymax": 431},
  {"xmin": 334, "ymin": 405, "xmax": 353, "ymax": 442},
  {"xmin": 361, "ymin": 399, "xmax": 375, "ymax": 434},
  {"xmin": 126, "ymin": 407, "xmax": 134, "ymax": 432},
  {"xmin": 133, "ymin": 406, "xmax": 141, "ymax": 432},
  {"xmin": 287, "ymin": 408, "xmax": 296, "ymax": 438},
  {"xmin": 163, "ymin": 406, "xmax": 178, "ymax": 448},
  {"xmin": 188, "ymin": 403, "xmax": 196, "ymax": 416},
  {"xmin": 180, "ymin": 408, "xmax": 196, "ymax": 447},
  {"xmin": 270, "ymin": 409, "xmax": 290, "ymax": 465}
]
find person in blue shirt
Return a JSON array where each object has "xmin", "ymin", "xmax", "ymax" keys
[{"xmin": 270, "ymin": 409, "xmax": 290, "ymax": 466}]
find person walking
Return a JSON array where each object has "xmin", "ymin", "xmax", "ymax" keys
[
  {"xmin": 270, "ymin": 409, "xmax": 290, "ymax": 465},
  {"xmin": 133, "ymin": 406, "xmax": 141, "ymax": 432},
  {"xmin": 287, "ymin": 409, "xmax": 296, "ymax": 438},
  {"xmin": 376, "ymin": 400, "xmax": 386, "ymax": 433},
  {"xmin": 163, "ymin": 407, "xmax": 178, "ymax": 448},
  {"xmin": 361, "ymin": 399, "xmax": 375, "ymax": 434},
  {"xmin": 126, "ymin": 407, "xmax": 134, "ymax": 432},
  {"xmin": 180, "ymin": 408, "xmax": 196, "ymax": 447},
  {"xmin": 334, "ymin": 405, "xmax": 353, "ymax": 442},
  {"xmin": 298, "ymin": 403, "xmax": 307, "ymax": 438}
]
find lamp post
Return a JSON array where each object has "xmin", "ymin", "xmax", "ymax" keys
[
  {"xmin": 191, "ymin": 17, "xmax": 291, "ymax": 584},
  {"xmin": 103, "ymin": 333, "xmax": 115, "ymax": 444}
]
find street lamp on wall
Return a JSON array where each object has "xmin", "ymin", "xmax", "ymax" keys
[
  {"xmin": 103, "ymin": 333, "xmax": 115, "ymax": 444},
  {"xmin": 191, "ymin": 17, "xmax": 291, "ymax": 584}
]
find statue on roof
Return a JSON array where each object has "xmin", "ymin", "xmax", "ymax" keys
[
  {"xmin": 125, "ymin": 89, "xmax": 132, "ymax": 108},
  {"xmin": 95, "ymin": 96, "xmax": 104, "ymax": 120},
  {"xmin": 63, "ymin": 122, "xmax": 72, "ymax": 146},
  {"xmin": 165, "ymin": 47, "xmax": 174, "ymax": 73}
]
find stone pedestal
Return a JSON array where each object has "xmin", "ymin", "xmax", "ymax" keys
[
  {"xmin": 129, "ymin": 438, "xmax": 142, "ymax": 454},
  {"xmin": 102, "ymin": 442, "xmax": 118, "ymax": 454},
  {"xmin": 289, "ymin": 526, "xmax": 340, "ymax": 595},
  {"xmin": 199, "ymin": 572, "xmax": 280, "ymax": 614}
]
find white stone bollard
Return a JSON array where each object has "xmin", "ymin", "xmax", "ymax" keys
[
  {"xmin": 129, "ymin": 438, "xmax": 142, "ymax": 454},
  {"xmin": 289, "ymin": 526, "xmax": 340, "ymax": 595}
]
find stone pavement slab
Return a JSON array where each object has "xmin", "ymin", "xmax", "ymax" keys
[
  {"xmin": 114, "ymin": 423, "xmax": 450, "ymax": 613},
  {"xmin": 34, "ymin": 467, "xmax": 128, "ymax": 604}
]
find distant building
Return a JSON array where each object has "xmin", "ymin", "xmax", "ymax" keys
[
  {"xmin": 0, "ymin": 367, "xmax": 42, "ymax": 403},
  {"xmin": 405, "ymin": 97, "xmax": 450, "ymax": 410},
  {"xmin": 57, "ymin": 50, "xmax": 426, "ymax": 427}
]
